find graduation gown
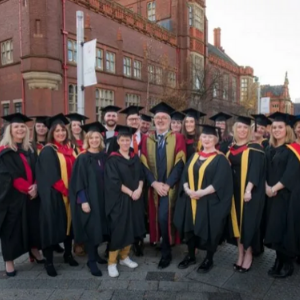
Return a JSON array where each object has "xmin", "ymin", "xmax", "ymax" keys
[
  {"xmin": 226, "ymin": 143, "xmax": 266, "ymax": 251},
  {"xmin": 105, "ymin": 152, "xmax": 145, "ymax": 251},
  {"xmin": 70, "ymin": 151, "xmax": 108, "ymax": 245},
  {"xmin": 141, "ymin": 131, "xmax": 186, "ymax": 244},
  {"xmin": 217, "ymin": 135, "xmax": 233, "ymax": 155},
  {"xmin": 36, "ymin": 143, "xmax": 76, "ymax": 249},
  {"xmin": 264, "ymin": 144, "xmax": 300, "ymax": 255},
  {"xmin": 185, "ymin": 135, "xmax": 197, "ymax": 161},
  {"xmin": 103, "ymin": 131, "xmax": 119, "ymax": 155},
  {"xmin": 174, "ymin": 152, "xmax": 233, "ymax": 251},
  {"xmin": 0, "ymin": 146, "xmax": 37, "ymax": 260}
]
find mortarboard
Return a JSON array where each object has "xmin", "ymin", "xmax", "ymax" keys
[
  {"xmin": 199, "ymin": 124, "xmax": 220, "ymax": 138},
  {"xmin": 120, "ymin": 106, "xmax": 144, "ymax": 117},
  {"xmin": 2, "ymin": 113, "xmax": 32, "ymax": 124},
  {"xmin": 233, "ymin": 114, "xmax": 253, "ymax": 126},
  {"xmin": 268, "ymin": 112, "xmax": 293, "ymax": 125},
  {"xmin": 171, "ymin": 111, "xmax": 185, "ymax": 121},
  {"xmin": 291, "ymin": 115, "xmax": 300, "ymax": 127},
  {"xmin": 65, "ymin": 113, "xmax": 89, "ymax": 124},
  {"xmin": 81, "ymin": 122, "xmax": 107, "ymax": 133},
  {"xmin": 251, "ymin": 114, "xmax": 272, "ymax": 127},
  {"xmin": 100, "ymin": 105, "xmax": 122, "ymax": 114},
  {"xmin": 140, "ymin": 114, "xmax": 152, "ymax": 123},
  {"xmin": 149, "ymin": 102, "xmax": 175, "ymax": 116},
  {"xmin": 182, "ymin": 108, "xmax": 206, "ymax": 120},
  {"xmin": 115, "ymin": 125, "xmax": 137, "ymax": 136},
  {"xmin": 209, "ymin": 112, "xmax": 232, "ymax": 122},
  {"xmin": 30, "ymin": 116, "xmax": 49, "ymax": 124},
  {"xmin": 45, "ymin": 113, "xmax": 69, "ymax": 129}
]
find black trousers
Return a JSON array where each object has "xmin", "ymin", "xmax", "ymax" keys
[
  {"xmin": 85, "ymin": 242, "xmax": 99, "ymax": 262},
  {"xmin": 158, "ymin": 196, "xmax": 171, "ymax": 258},
  {"xmin": 43, "ymin": 235, "xmax": 72, "ymax": 263},
  {"xmin": 187, "ymin": 235, "xmax": 215, "ymax": 261}
]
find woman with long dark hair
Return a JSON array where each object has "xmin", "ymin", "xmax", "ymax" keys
[
  {"xmin": 0, "ymin": 113, "xmax": 43, "ymax": 276},
  {"xmin": 36, "ymin": 114, "xmax": 78, "ymax": 277},
  {"xmin": 170, "ymin": 111, "xmax": 185, "ymax": 133},
  {"xmin": 31, "ymin": 116, "xmax": 49, "ymax": 154},
  {"xmin": 264, "ymin": 112, "xmax": 300, "ymax": 278},
  {"xmin": 251, "ymin": 114, "xmax": 271, "ymax": 150}
]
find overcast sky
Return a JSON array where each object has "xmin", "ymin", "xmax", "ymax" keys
[{"xmin": 206, "ymin": 0, "xmax": 300, "ymax": 101}]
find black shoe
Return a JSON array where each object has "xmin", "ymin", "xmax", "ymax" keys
[
  {"xmin": 64, "ymin": 254, "xmax": 79, "ymax": 267},
  {"xmin": 44, "ymin": 263, "xmax": 57, "ymax": 277},
  {"xmin": 29, "ymin": 251, "xmax": 46, "ymax": 264},
  {"xmin": 96, "ymin": 253, "xmax": 107, "ymax": 265},
  {"xmin": 158, "ymin": 256, "xmax": 172, "ymax": 269},
  {"xmin": 53, "ymin": 244, "xmax": 64, "ymax": 254},
  {"xmin": 197, "ymin": 258, "xmax": 213, "ymax": 273},
  {"xmin": 178, "ymin": 255, "xmax": 196, "ymax": 269},
  {"xmin": 132, "ymin": 240, "xmax": 144, "ymax": 257},
  {"xmin": 87, "ymin": 261, "xmax": 102, "ymax": 277},
  {"xmin": 233, "ymin": 263, "xmax": 242, "ymax": 271},
  {"xmin": 239, "ymin": 261, "xmax": 253, "ymax": 273},
  {"xmin": 272, "ymin": 262, "xmax": 294, "ymax": 279},
  {"xmin": 268, "ymin": 258, "xmax": 283, "ymax": 276},
  {"xmin": 6, "ymin": 270, "xmax": 17, "ymax": 277}
]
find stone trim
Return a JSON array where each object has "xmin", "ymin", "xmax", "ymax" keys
[{"xmin": 23, "ymin": 72, "xmax": 62, "ymax": 90}]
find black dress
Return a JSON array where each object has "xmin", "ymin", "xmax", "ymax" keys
[
  {"xmin": 227, "ymin": 143, "xmax": 266, "ymax": 251},
  {"xmin": 105, "ymin": 152, "xmax": 145, "ymax": 251},
  {"xmin": 185, "ymin": 135, "xmax": 197, "ymax": 161},
  {"xmin": 174, "ymin": 153, "xmax": 233, "ymax": 252},
  {"xmin": 70, "ymin": 151, "xmax": 109, "ymax": 245},
  {"xmin": 264, "ymin": 145, "xmax": 300, "ymax": 255}
]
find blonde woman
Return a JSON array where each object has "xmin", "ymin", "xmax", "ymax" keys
[
  {"xmin": 227, "ymin": 115, "xmax": 265, "ymax": 273},
  {"xmin": 0, "ymin": 113, "xmax": 44, "ymax": 276},
  {"xmin": 292, "ymin": 115, "xmax": 300, "ymax": 144},
  {"xmin": 264, "ymin": 112, "xmax": 300, "ymax": 279},
  {"xmin": 70, "ymin": 122, "xmax": 109, "ymax": 277}
]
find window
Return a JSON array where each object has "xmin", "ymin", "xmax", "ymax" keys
[
  {"xmin": 189, "ymin": 4, "xmax": 204, "ymax": 31},
  {"xmin": 14, "ymin": 102, "xmax": 22, "ymax": 113},
  {"xmin": 1, "ymin": 39, "xmax": 13, "ymax": 65},
  {"xmin": 126, "ymin": 94, "xmax": 141, "ymax": 107},
  {"xmin": 68, "ymin": 84, "xmax": 77, "ymax": 113},
  {"xmin": 168, "ymin": 71, "xmax": 176, "ymax": 88},
  {"xmin": 190, "ymin": 53, "xmax": 204, "ymax": 90},
  {"xmin": 213, "ymin": 82, "xmax": 219, "ymax": 98},
  {"xmin": 95, "ymin": 89, "xmax": 114, "ymax": 121},
  {"xmin": 96, "ymin": 48, "xmax": 103, "ymax": 70},
  {"xmin": 240, "ymin": 77, "xmax": 248, "ymax": 102},
  {"xmin": 148, "ymin": 65, "xmax": 155, "ymax": 83},
  {"xmin": 133, "ymin": 60, "xmax": 142, "ymax": 79},
  {"xmin": 223, "ymin": 74, "xmax": 229, "ymax": 100},
  {"xmin": 123, "ymin": 57, "xmax": 132, "ymax": 77},
  {"xmin": 2, "ymin": 103, "xmax": 9, "ymax": 116},
  {"xmin": 156, "ymin": 67, "xmax": 163, "ymax": 85},
  {"xmin": 106, "ymin": 51, "xmax": 116, "ymax": 73},
  {"xmin": 232, "ymin": 77, "xmax": 237, "ymax": 102},
  {"xmin": 147, "ymin": 1, "xmax": 156, "ymax": 22},
  {"xmin": 67, "ymin": 40, "xmax": 77, "ymax": 63}
]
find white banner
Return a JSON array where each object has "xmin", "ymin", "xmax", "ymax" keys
[
  {"xmin": 260, "ymin": 97, "xmax": 270, "ymax": 114},
  {"xmin": 83, "ymin": 39, "xmax": 97, "ymax": 87}
]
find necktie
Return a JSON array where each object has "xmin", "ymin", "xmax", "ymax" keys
[{"xmin": 133, "ymin": 133, "xmax": 139, "ymax": 154}]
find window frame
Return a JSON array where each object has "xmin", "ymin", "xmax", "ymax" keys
[
  {"xmin": 106, "ymin": 51, "xmax": 116, "ymax": 73},
  {"xmin": 147, "ymin": 1, "xmax": 156, "ymax": 22},
  {"xmin": 95, "ymin": 88, "xmax": 115, "ymax": 121},
  {"xmin": 1, "ymin": 39, "xmax": 13, "ymax": 66},
  {"xmin": 123, "ymin": 56, "xmax": 132, "ymax": 77},
  {"xmin": 125, "ymin": 93, "xmax": 141, "ymax": 107},
  {"xmin": 67, "ymin": 39, "xmax": 77, "ymax": 64},
  {"xmin": 96, "ymin": 48, "xmax": 104, "ymax": 70},
  {"xmin": 133, "ymin": 60, "xmax": 142, "ymax": 79},
  {"xmin": 68, "ymin": 84, "xmax": 78, "ymax": 113}
]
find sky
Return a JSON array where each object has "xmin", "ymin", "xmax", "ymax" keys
[{"xmin": 206, "ymin": 0, "xmax": 300, "ymax": 101}]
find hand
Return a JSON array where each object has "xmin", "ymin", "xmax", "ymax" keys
[
  {"xmin": 81, "ymin": 202, "xmax": 91, "ymax": 213},
  {"xmin": 28, "ymin": 184, "xmax": 37, "ymax": 199},
  {"xmin": 266, "ymin": 186, "xmax": 277, "ymax": 198},
  {"xmin": 152, "ymin": 181, "xmax": 167, "ymax": 197},
  {"xmin": 184, "ymin": 187, "xmax": 192, "ymax": 197},
  {"xmin": 132, "ymin": 188, "xmax": 142, "ymax": 201},
  {"xmin": 190, "ymin": 190, "xmax": 203, "ymax": 200},
  {"xmin": 244, "ymin": 191, "xmax": 252, "ymax": 202},
  {"xmin": 162, "ymin": 184, "xmax": 170, "ymax": 194}
]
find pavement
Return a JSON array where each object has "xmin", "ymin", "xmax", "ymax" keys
[{"xmin": 1, "ymin": 241, "xmax": 300, "ymax": 300}]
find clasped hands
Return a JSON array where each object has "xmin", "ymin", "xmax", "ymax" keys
[
  {"xmin": 28, "ymin": 184, "xmax": 37, "ymax": 200},
  {"xmin": 152, "ymin": 181, "xmax": 170, "ymax": 197},
  {"xmin": 265, "ymin": 185, "xmax": 277, "ymax": 198},
  {"xmin": 184, "ymin": 186, "xmax": 204, "ymax": 200}
]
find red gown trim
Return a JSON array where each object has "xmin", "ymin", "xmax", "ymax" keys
[{"xmin": 229, "ymin": 144, "xmax": 248, "ymax": 156}]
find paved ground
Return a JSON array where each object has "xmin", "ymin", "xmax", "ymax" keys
[{"xmin": 1, "ymin": 242, "xmax": 300, "ymax": 300}]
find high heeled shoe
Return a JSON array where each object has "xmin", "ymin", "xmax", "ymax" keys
[
  {"xmin": 29, "ymin": 251, "xmax": 46, "ymax": 264},
  {"xmin": 239, "ymin": 261, "xmax": 253, "ymax": 273},
  {"xmin": 6, "ymin": 270, "xmax": 17, "ymax": 277},
  {"xmin": 233, "ymin": 263, "xmax": 242, "ymax": 271}
]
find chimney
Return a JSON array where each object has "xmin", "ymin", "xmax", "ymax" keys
[{"xmin": 214, "ymin": 28, "xmax": 221, "ymax": 49}]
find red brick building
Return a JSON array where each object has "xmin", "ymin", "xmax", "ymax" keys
[
  {"xmin": 0, "ymin": 0, "xmax": 255, "ymax": 124},
  {"xmin": 261, "ymin": 72, "xmax": 294, "ymax": 114}
]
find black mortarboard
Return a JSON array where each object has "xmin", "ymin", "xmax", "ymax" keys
[
  {"xmin": 2, "ymin": 113, "xmax": 32, "ymax": 124},
  {"xmin": 149, "ymin": 102, "xmax": 175, "ymax": 115},
  {"xmin": 100, "ymin": 105, "xmax": 122, "ymax": 114},
  {"xmin": 209, "ymin": 112, "xmax": 232, "ymax": 122},
  {"xmin": 65, "ymin": 113, "xmax": 89, "ymax": 124},
  {"xmin": 115, "ymin": 125, "xmax": 137, "ymax": 136},
  {"xmin": 81, "ymin": 122, "xmax": 107, "ymax": 133},
  {"xmin": 171, "ymin": 111, "xmax": 185, "ymax": 121},
  {"xmin": 268, "ymin": 112, "xmax": 293, "ymax": 125},
  {"xmin": 30, "ymin": 116, "xmax": 49, "ymax": 124},
  {"xmin": 120, "ymin": 106, "xmax": 144, "ymax": 117},
  {"xmin": 233, "ymin": 114, "xmax": 253, "ymax": 126},
  {"xmin": 291, "ymin": 115, "xmax": 300, "ymax": 127},
  {"xmin": 182, "ymin": 108, "xmax": 206, "ymax": 120},
  {"xmin": 199, "ymin": 124, "xmax": 219, "ymax": 137},
  {"xmin": 251, "ymin": 114, "xmax": 271, "ymax": 127},
  {"xmin": 140, "ymin": 114, "xmax": 152, "ymax": 123},
  {"xmin": 46, "ymin": 113, "xmax": 69, "ymax": 129}
]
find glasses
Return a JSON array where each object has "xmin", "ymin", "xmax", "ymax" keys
[
  {"xmin": 127, "ymin": 118, "xmax": 140, "ymax": 122},
  {"xmin": 154, "ymin": 116, "xmax": 169, "ymax": 122}
]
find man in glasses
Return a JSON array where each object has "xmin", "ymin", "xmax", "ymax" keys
[{"xmin": 141, "ymin": 102, "xmax": 186, "ymax": 269}]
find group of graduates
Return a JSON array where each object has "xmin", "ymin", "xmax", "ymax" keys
[{"xmin": 1, "ymin": 100, "xmax": 300, "ymax": 281}]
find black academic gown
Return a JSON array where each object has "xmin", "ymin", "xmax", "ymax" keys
[
  {"xmin": 36, "ymin": 146, "xmax": 70, "ymax": 249},
  {"xmin": 217, "ymin": 135, "xmax": 233, "ymax": 155},
  {"xmin": 0, "ymin": 146, "xmax": 39, "ymax": 260},
  {"xmin": 227, "ymin": 143, "xmax": 266, "ymax": 251},
  {"xmin": 185, "ymin": 135, "xmax": 197, "ymax": 161},
  {"xmin": 174, "ymin": 153, "xmax": 233, "ymax": 251},
  {"xmin": 264, "ymin": 145, "xmax": 300, "ymax": 255},
  {"xmin": 105, "ymin": 152, "xmax": 145, "ymax": 251},
  {"xmin": 70, "ymin": 151, "xmax": 108, "ymax": 245}
]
